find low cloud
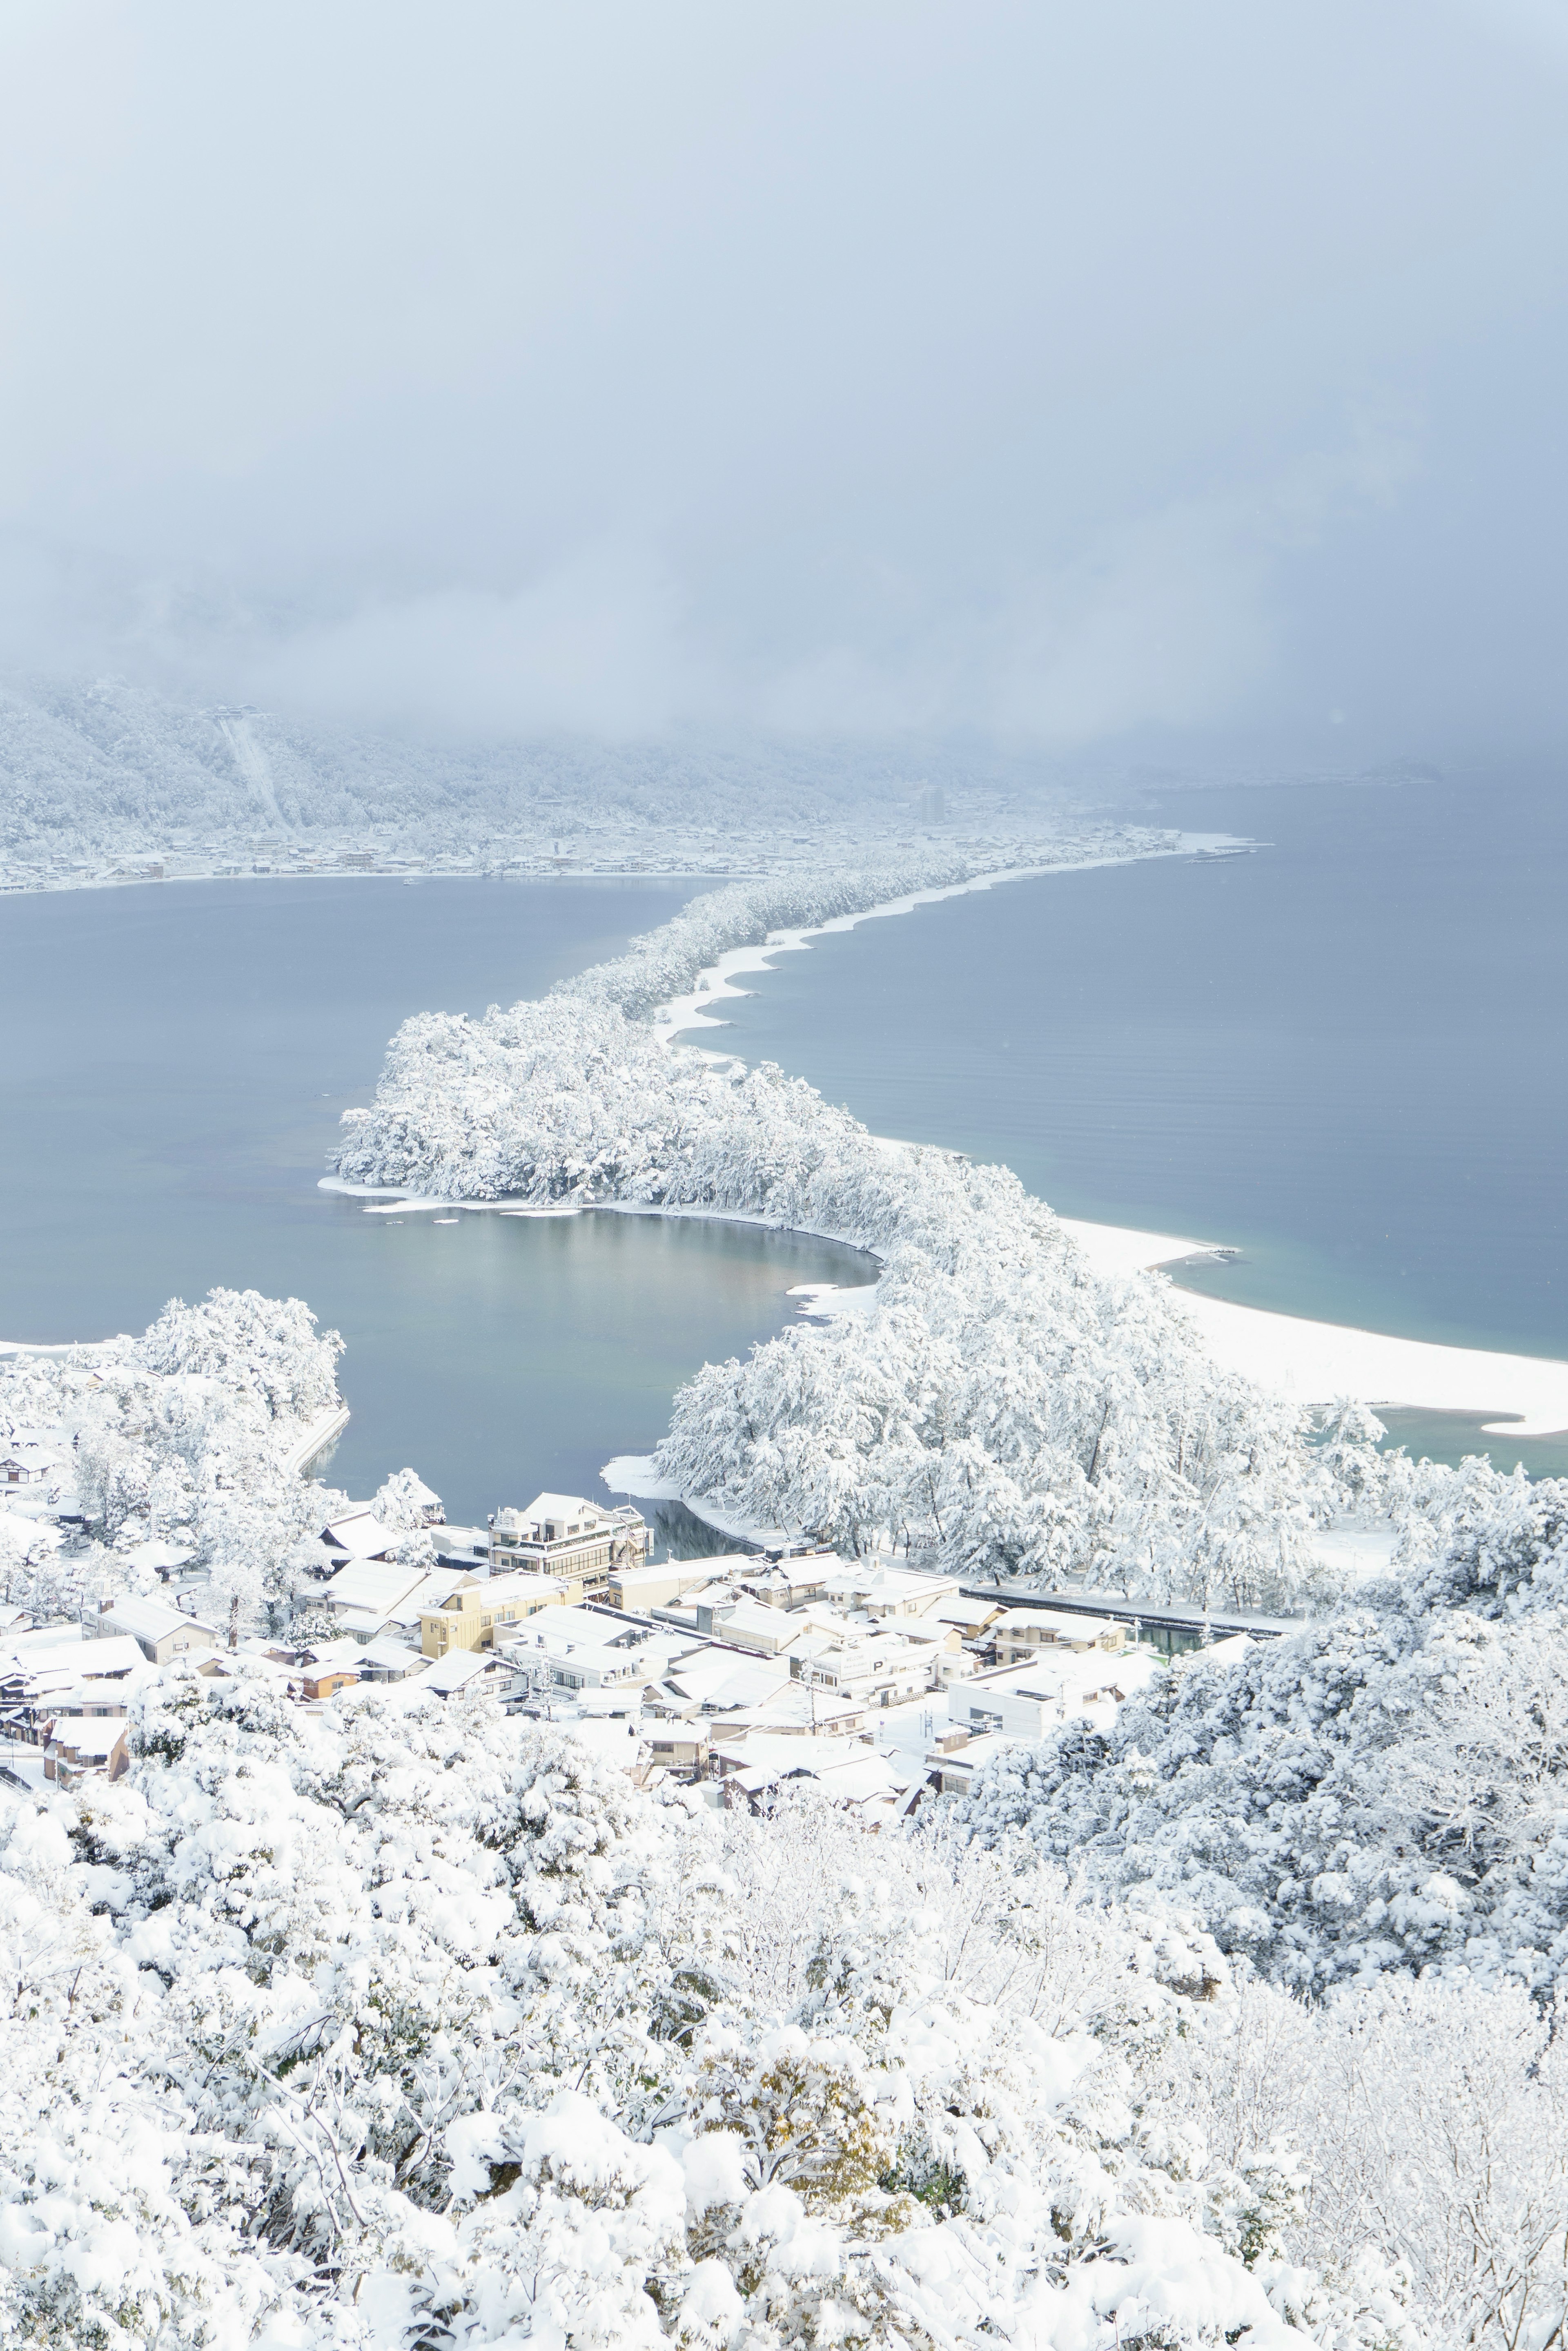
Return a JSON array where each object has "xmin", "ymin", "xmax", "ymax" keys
[{"xmin": 0, "ymin": 3, "xmax": 1558, "ymax": 761}]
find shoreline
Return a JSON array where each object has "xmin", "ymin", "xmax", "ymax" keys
[
  {"xmin": 1064, "ymin": 1218, "xmax": 1568, "ymax": 1439},
  {"xmin": 649, "ymin": 836, "xmax": 1245, "ymax": 1046},
  {"xmin": 15, "ymin": 836, "xmax": 1565, "ymax": 1478},
  {"xmin": 642, "ymin": 858, "xmax": 1568, "ymax": 1446}
]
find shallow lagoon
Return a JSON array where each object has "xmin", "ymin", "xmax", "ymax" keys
[{"xmin": 0, "ymin": 877, "xmax": 867, "ymax": 1521}]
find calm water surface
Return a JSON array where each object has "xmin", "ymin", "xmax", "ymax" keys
[
  {"xmin": 713, "ymin": 775, "xmax": 1568, "ymax": 1472},
  {"xmin": 0, "ymin": 878, "xmax": 866, "ymax": 1521}
]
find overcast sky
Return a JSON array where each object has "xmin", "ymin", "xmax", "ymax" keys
[{"xmin": 1, "ymin": 0, "xmax": 1564, "ymax": 763}]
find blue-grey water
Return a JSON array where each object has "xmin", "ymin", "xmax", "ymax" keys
[
  {"xmin": 0, "ymin": 878, "xmax": 868, "ymax": 1523},
  {"xmin": 712, "ymin": 775, "xmax": 1568, "ymax": 1474},
  {"xmin": 7, "ymin": 783, "xmax": 1564, "ymax": 1508}
]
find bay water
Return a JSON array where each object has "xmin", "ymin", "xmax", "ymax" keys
[
  {"xmin": 0, "ymin": 877, "xmax": 868, "ymax": 1523},
  {"xmin": 712, "ymin": 774, "xmax": 1568, "ymax": 1474}
]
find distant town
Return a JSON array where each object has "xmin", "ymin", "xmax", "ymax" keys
[{"xmin": 1, "ymin": 1449, "xmax": 1173, "ymax": 1825}]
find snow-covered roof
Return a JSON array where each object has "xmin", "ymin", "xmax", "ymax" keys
[
  {"xmin": 935, "ymin": 1596, "xmax": 1004, "ymax": 1631},
  {"xmin": 49, "ymin": 1721, "xmax": 126, "ymax": 1762},
  {"xmin": 0, "ymin": 1444, "xmax": 64, "ymax": 1471},
  {"xmin": 294, "ymin": 1636, "xmax": 367, "ymax": 1671},
  {"xmin": 321, "ymin": 1512, "xmax": 399, "ymax": 1561},
  {"xmin": 419, "ymin": 1649, "xmax": 509, "ymax": 1697},
  {"xmin": 98, "ymin": 1595, "xmax": 217, "ymax": 1644},
  {"xmin": 661, "ymin": 1644, "xmax": 785, "ymax": 1698},
  {"xmin": 525, "ymin": 1492, "xmax": 599, "ymax": 1522},
  {"xmin": 495, "ymin": 1493, "xmax": 612, "ymax": 1540},
  {"xmin": 321, "ymin": 1558, "xmax": 435, "ymax": 1613},
  {"xmin": 704, "ymin": 1597, "xmax": 804, "ymax": 1650},
  {"xmin": 2, "ymin": 1633, "xmax": 157, "ymax": 1682},
  {"xmin": 747, "ymin": 1682, "xmax": 863, "ymax": 1730},
  {"xmin": 122, "ymin": 1539, "xmax": 193, "ymax": 1574},
  {"xmin": 718, "ymin": 1733, "xmax": 897, "ymax": 1800},
  {"xmin": 565, "ymin": 1718, "xmax": 647, "ymax": 1768},
  {"xmin": 354, "ymin": 1638, "xmax": 428, "ymax": 1674}
]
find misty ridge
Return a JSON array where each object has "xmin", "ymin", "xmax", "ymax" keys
[
  {"xmin": 0, "ymin": 672, "xmax": 1445, "ymax": 870},
  {"xmin": 0, "ymin": 674, "xmax": 969, "ymax": 860}
]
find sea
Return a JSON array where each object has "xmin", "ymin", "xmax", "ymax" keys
[
  {"xmin": 4, "ymin": 774, "xmax": 1564, "ymax": 1520},
  {"xmin": 711, "ymin": 772, "xmax": 1568, "ymax": 1476},
  {"xmin": 0, "ymin": 876, "xmax": 870, "ymax": 1525}
]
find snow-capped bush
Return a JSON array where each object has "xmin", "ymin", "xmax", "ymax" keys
[
  {"xmin": 0, "ymin": 1671, "xmax": 1457, "ymax": 2348},
  {"xmin": 0, "ymin": 1286, "xmax": 345, "ymax": 1636},
  {"xmin": 962, "ymin": 1465, "xmax": 1568, "ymax": 1996}
]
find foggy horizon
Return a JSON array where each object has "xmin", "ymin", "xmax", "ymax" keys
[{"xmin": 4, "ymin": 1, "xmax": 1567, "ymax": 772}]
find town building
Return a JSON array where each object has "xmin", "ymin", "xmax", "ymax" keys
[
  {"xmin": 606, "ymin": 1561, "xmax": 719, "ymax": 1613},
  {"xmin": 419, "ymin": 1571, "xmax": 569, "ymax": 1658},
  {"xmin": 318, "ymin": 1509, "xmax": 401, "ymax": 1566},
  {"xmin": 90, "ymin": 1594, "xmax": 220, "ymax": 1666},
  {"xmin": 822, "ymin": 1565, "xmax": 961, "ymax": 1622},
  {"xmin": 45, "ymin": 1720, "xmax": 129, "ymax": 1786},
  {"xmin": 987, "ymin": 1608, "xmax": 1127, "ymax": 1667},
  {"xmin": 644, "ymin": 1724, "xmax": 710, "ymax": 1776},
  {"xmin": 318, "ymin": 1557, "xmax": 490, "ymax": 1642},
  {"xmin": 1, "ymin": 1444, "xmax": 64, "ymax": 1487},
  {"xmin": 488, "ymin": 1494, "xmax": 648, "ymax": 1595}
]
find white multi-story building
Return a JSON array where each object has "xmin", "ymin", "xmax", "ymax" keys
[{"xmin": 488, "ymin": 1493, "xmax": 649, "ymax": 1594}]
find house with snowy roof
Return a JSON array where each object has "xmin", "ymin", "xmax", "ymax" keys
[
  {"xmin": 45, "ymin": 1719, "xmax": 129, "ymax": 1786},
  {"xmin": 710, "ymin": 1732, "xmax": 909, "ymax": 1821},
  {"xmin": 987, "ymin": 1608, "xmax": 1126, "ymax": 1666},
  {"xmin": 488, "ymin": 1493, "xmax": 649, "ymax": 1594},
  {"xmin": 688, "ymin": 1589, "xmax": 808, "ymax": 1655},
  {"xmin": 121, "ymin": 1539, "xmax": 194, "ymax": 1582},
  {"xmin": 318, "ymin": 1557, "xmax": 479, "ymax": 1641},
  {"xmin": 648, "ymin": 1646, "xmax": 794, "ymax": 1720},
  {"xmin": 499, "ymin": 1605, "xmax": 683, "ymax": 1695},
  {"xmin": 418, "ymin": 1570, "xmax": 571, "ymax": 1659},
  {"xmin": 90, "ymin": 1594, "xmax": 220, "ymax": 1666},
  {"xmin": 787, "ymin": 1622, "xmax": 940, "ymax": 1707},
  {"xmin": 731, "ymin": 1556, "xmax": 842, "ymax": 1609},
  {"xmin": 416, "ymin": 1647, "xmax": 516, "ymax": 1700},
  {"xmin": 0, "ymin": 1639, "xmax": 152, "ymax": 1755},
  {"xmin": 1, "ymin": 1444, "xmax": 64, "ymax": 1487},
  {"xmin": 821, "ymin": 1565, "xmax": 961, "ymax": 1622},
  {"xmin": 605, "ymin": 1560, "xmax": 721, "ymax": 1613},
  {"xmin": 318, "ymin": 1509, "xmax": 401, "ymax": 1566}
]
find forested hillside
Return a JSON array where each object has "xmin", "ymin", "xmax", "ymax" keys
[{"xmin": 0, "ymin": 674, "xmax": 1038, "ymax": 863}]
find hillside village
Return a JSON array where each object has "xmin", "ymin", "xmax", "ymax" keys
[{"xmin": 1, "ymin": 1450, "xmax": 1168, "ymax": 1825}]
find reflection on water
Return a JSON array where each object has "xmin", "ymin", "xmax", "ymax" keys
[
  {"xmin": 312, "ymin": 1201, "xmax": 870, "ymax": 1523},
  {"xmin": 0, "ymin": 875, "xmax": 869, "ymax": 1522}
]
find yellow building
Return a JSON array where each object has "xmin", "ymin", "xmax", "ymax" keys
[{"xmin": 419, "ymin": 1571, "xmax": 573, "ymax": 1660}]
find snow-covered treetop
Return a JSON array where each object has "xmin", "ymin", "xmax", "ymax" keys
[
  {"xmin": 334, "ymin": 865, "xmax": 1342, "ymax": 1608},
  {"xmin": 962, "ymin": 1463, "xmax": 1568, "ymax": 1997}
]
